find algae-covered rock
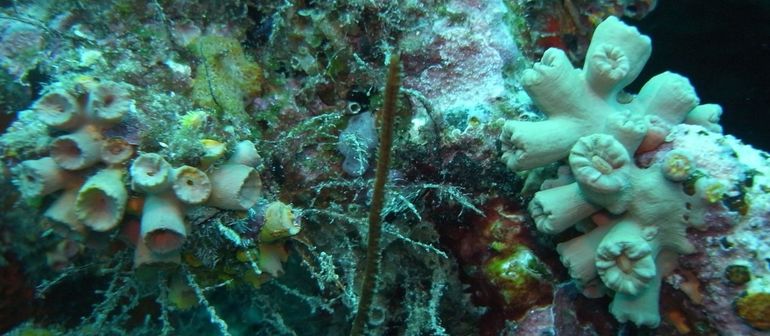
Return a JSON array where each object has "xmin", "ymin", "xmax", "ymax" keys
[
  {"xmin": 483, "ymin": 245, "xmax": 550, "ymax": 308},
  {"xmin": 736, "ymin": 279, "xmax": 770, "ymax": 331},
  {"xmin": 190, "ymin": 35, "xmax": 263, "ymax": 121}
]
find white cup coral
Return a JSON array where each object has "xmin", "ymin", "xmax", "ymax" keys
[
  {"xmin": 49, "ymin": 126, "xmax": 104, "ymax": 170},
  {"xmin": 87, "ymin": 81, "xmax": 131, "ymax": 125},
  {"xmin": 33, "ymin": 89, "xmax": 83, "ymax": 130},
  {"xmin": 172, "ymin": 165, "xmax": 211, "ymax": 205},
  {"xmin": 130, "ymin": 153, "xmax": 173, "ymax": 193},
  {"xmin": 500, "ymin": 17, "xmax": 720, "ymax": 173},
  {"xmin": 140, "ymin": 193, "xmax": 188, "ymax": 255},
  {"xmin": 207, "ymin": 163, "xmax": 262, "ymax": 210},
  {"xmin": 75, "ymin": 168, "xmax": 128, "ymax": 232}
]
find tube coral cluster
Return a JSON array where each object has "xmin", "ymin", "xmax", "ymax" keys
[
  {"xmin": 13, "ymin": 79, "xmax": 133, "ymax": 234},
  {"xmin": 130, "ymin": 141, "xmax": 263, "ymax": 266},
  {"xmin": 11, "ymin": 78, "xmax": 268, "ymax": 268},
  {"xmin": 500, "ymin": 17, "xmax": 728, "ymax": 327}
]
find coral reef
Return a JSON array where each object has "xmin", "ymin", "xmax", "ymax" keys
[
  {"xmin": 0, "ymin": 1, "xmax": 768, "ymax": 335},
  {"xmin": 0, "ymin": 1, "xmax": 483, "ymax": 335}
]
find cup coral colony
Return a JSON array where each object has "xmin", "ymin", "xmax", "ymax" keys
[
  {"xmin": 0, "ymin": 1, "xmax": 768, "ymax": 335},
  {"xmin": 502, "ymin": 16, "xmax": 737, "ymax": 327}
]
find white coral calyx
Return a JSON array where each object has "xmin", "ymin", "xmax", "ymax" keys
[
  {"xmin": 685, "ymin": 104, "xmax": 723, "ymax": 132},
  {"xmin": 521, "ymin": 48, "xmax": 571, "ymax": 87},
  {"xmin": 130, "ymin": 153, "xmax": 173, "ymax": 193},
  {"xmin": 529, "ymin": 183, "xmax": 600, "ymax": 234},
  {"xmin": 34, "ymin": 90, "xmax": 82, "ymax": 130},
  {"xmin": 591, "ymin": 44, "xmax": 630, "ymax": 81},
  {"xmin": 88, "ymin": 82, "xmax": 131, "ymax": 125},
  {"xmin": 569, "ymin": 134, "xmax": 629, "ymax": 193},
  {"xmin": 499, "ymin": 123, "xmax": 526, "ymax": 170},
  {"xmin": 596, "ymin": 239, "xmax": 656, "ymax": 295}
]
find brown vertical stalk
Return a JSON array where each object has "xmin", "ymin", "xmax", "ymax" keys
[{"xmin": 350, "ymin": 53, "xmax": 400, "ymax": 336}]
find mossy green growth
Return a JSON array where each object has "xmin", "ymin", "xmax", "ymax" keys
[
  {"xmin": 190, "ymin": 36, "xmax": 263, "ymax": 121},
  {"xmin": 483, "ymin": 245, "xmax": 549, "ymax": 306},
  {"xmin": 736, "ymin": 291, "xmax": 770, "ymax": 330},
  {"xmin": 500, "ymin": 0, "xmax": 531, "ymax": 53},
  {"xmin": 18, "ymin": 327, "xmax": 54, "ymax": 336}
]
